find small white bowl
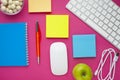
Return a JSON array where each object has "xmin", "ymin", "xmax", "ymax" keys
[{"xmin": 0, "ymin": 0, "xmax": 24, "ymax": 15}]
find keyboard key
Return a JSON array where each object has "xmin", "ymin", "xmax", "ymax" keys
[
  {"xmin": 106, "ymin": 13, "xmax": 112, "ymax": 19},
  {"xmin": 76, "ymin": 11, "xmax": 81, "ymax": 16},
  {"xmin": 88, "ymin": 0, "xmax": 94, "ymax": 5},
  {"xmin": 80, "ymin": 7, "xmax": 86, "ymax": 12},
  {"xmin": 99, "ymin": 15, "xmax": 105, "ymax": 20},
  {"xmin": 110, "ymin": 17, "xmax": 116, "ymax": 23},
  {"xmin": 98, "ymin": 21, "xmax": 104, "ymax": 27},
  {"xmin": 108, "ymin": 36, "xmax": 114, "ymax": 42},
  {"xmin": 94, "ymin": 0, "xmax": 99, "ymax": 2},
  {"xmin": 86, "ymin": 19, "xmax": 108, "ymax": 38},
  {"xmin": 107, "ymin": 7, "xmax": 112, "ymax": 13},
  {"xmin": 93, "ymin": 3, "xmax": 98, "ymax": 9},
  {"xmin": 113, "ymin": 40, "xmax": 118, "ymax": 45},
  {"xmin": 98, "ymin": 7, "xmax": 103, "ymax": 12},
  {"xmin": 86, "ymin": 4, "xmax": 91, "ymax": 10},
  {"xmin": 66, "ymin": 3, "xmax": 72, "ymax": 9},
  {"xmin": 103, "ymin": 25, "xmax": 108, "ymax": 30},
  {"xmin": 72, "ymin": 7, "xmax": 77, "ymax": 12},
  {"xmin": 108, "ymin": 1, "xmax": 114, "ymax": 7},
  {"xmin": 117, "ymin": 8, "xmax": 120, "ymax": 14},
  {"xmin": 113, "ymin": 4, "xmax": 119, "ymax": 10},
  {"xmin": 104, "ymin": 0, "xmax": 110, "ymax": 3},
  {"xmin": 102, "ymin": 10, "xmax": 107, "ymax": 15},
  {"xmin": 103, "ymin": 4, "xmax": 108, "ymax": 10},
  {"xmin": 71, "ymin": 0, "xmax": 77, "ymax": 5},
  {"xmin": 95, "ymin": 12, "xmax": 100, "ymax": 17},
  {"xmin": 113, "ymin": 25, "xmax": 118, "ymax": 31},
  {"xmin": 104, "ymin": 18, "xmax": 109, "ymax": 24},
  {"xmin": 94, "ymin": 18, "xmax": 99, "ymax": 23},
  {"xmin": 89, "ymin": 14, "xmax": 95, "ymax": 20},
  {"xmin": 116, "ymin": 35, "xmax": 120, "ymax": 41},
  {"xmin": 116, "ymin": 14, "xmax": 120, "ymax": 20},
  {"xmin": 82, "ymin": 1, "xmax": 87, "ymax": 7},
  {"xmin": 108, "ymin": 22, "xmax": 113, "ymax": 28},
  {"xmin": 107, "ymin": 28, "xmax": 112, "ymax": 33},
  {"xmin": 76, "ymin": 4, "xmax": 82, "ymax": 9},
  {"xmin": 111, "ymin": 31, "xmax": 116, "ymax": 37},
  {"xmin": 115, "ymin": 20, "xmax": 120, "ymax": 26},
  {"xmin": 80, "ymin": 14, "xmax": 87, "ymax": 20},
  {"xmin": 99, "ymin": 0, "xmax": 104, "ymax": 6},
  {"xmin": 117, "ymin": 29, "xmax": 120, "ymax": 35},
  {"xmin": 111, "ymin": 11, "xmax": 117, "ymax": 16},
  {"xmin": 85, "ymin": 11, "xmax": 90, "ymax": 16},
  {"xmin": 91, "ymin": 8, "xmax": 96, "ymax": 13},
  {"xmin": 77, "ymin": 0, "xmax": 82, "ymax": 3}
]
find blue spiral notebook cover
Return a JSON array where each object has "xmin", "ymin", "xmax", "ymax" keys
[{"xmin": 0, "ymin": 22, "xmax": 29, "ymax": 66}]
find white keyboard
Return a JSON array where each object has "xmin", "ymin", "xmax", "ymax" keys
[{"xmin": 66, "ymin": 0, "xmax": 120, "ymax": 50}]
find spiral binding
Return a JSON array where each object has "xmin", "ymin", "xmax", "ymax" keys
[{"xmin": 25, "ymin": 23, "xmax": 29, "ymax": 65}]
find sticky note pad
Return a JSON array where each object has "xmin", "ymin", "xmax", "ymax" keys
[
  {"xmin": 72, "ymin": 34, "xmax": 96, "ymax": 58},
  {"xmin": 28, "ymin": 0, "xmax": 51, "ymax": 12},
  {"xmin": 46, "ymin": 15, "xmax": 69, "ymax": 38}
]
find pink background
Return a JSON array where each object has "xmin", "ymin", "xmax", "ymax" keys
[{"xmin": 0, "ymin": 0, "xmax": 120, "ymax": 80}]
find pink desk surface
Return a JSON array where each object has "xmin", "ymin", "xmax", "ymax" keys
[{"xmin": 0, "ymin": 0, "xmax": 120, "ymax": 80}]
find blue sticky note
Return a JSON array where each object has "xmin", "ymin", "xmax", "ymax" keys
[{"xmin": 72, "ymin": 34, "xmax": 96, "ymax": 58}]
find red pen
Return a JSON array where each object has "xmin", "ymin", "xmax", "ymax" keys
[{"xmin": 36, "ymin": 21, "xmax": 41, "ymax": 64}]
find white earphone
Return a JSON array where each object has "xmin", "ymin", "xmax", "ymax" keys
[{"xmin": 94, "ymin": 48, "xmax": 119, "ymax": 80}]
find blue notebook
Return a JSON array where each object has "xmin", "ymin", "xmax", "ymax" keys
[
  {"xmin": 72, "ymin": 34, "xmax": 96, "ymax": 58},
  {"xmin": 0, "ymin": 22, "xmax": 28, "ymax": 66}
]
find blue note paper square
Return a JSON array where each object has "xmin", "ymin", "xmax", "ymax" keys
[{"xmin": 72, "ymin": 34, "xmax": 96, "ymax": 58}]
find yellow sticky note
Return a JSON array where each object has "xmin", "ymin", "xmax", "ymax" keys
[
  {"xmin": 28, "ymin": 0, "xmax": 51, "ymax": 12},
  {"xmin": 46, "ymin": 15, "xmax": 69, "ymax": 38}
]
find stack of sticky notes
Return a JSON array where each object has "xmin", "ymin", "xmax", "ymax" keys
[
  {"xmin": 28, "ymin": 0, "xmax": 51, "ymax": 12},
  {"xmin": 46, "ymin": 15, "xmax": 69, "ymax": 38},
  {"xmin": 72, "ymin": 34, "xmax": 96, "ymax": 58}
]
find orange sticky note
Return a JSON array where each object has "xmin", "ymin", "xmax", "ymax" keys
[{"xmin": 28, "ymin": 0, "xmax": 51, "ymax": 13}]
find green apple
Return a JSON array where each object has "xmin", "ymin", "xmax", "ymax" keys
[{"xmin": 72, "ymin": 63, "xmax": 93, "ymax": 80}]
